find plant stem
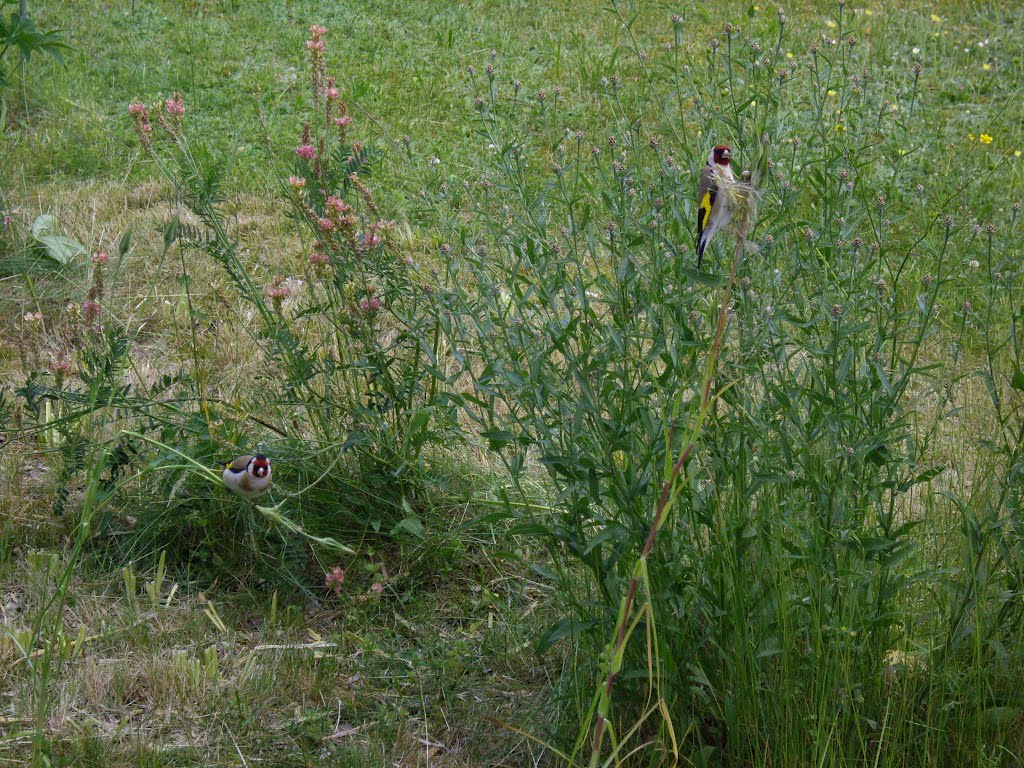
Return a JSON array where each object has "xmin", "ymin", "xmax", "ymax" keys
[{"xmin": 588, "ymin": 173, "xmax": 757, "ymax": 766}]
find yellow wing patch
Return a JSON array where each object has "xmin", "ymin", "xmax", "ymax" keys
[{"xmin": 698, "ymin": 192, "xmax": 712, "ymax": 234}]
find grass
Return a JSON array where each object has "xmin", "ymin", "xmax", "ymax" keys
[{"xmin": 3, "ymin": 0, "xmax": 1024, "ymax": 765}]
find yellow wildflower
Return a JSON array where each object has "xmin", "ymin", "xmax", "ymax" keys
[
  {"xmin": 786, "ymin": 51, "xmax": 794, "ymax": 59},
  {"xmin": 753, "ymin": 4, "xmax": 761, "ymax": 9},
  {"xmin": 930, "ymin": 13, "xmax": 942, "ymax": 22},
  {"xmin": 982, "ymin": 63, "xmax": 992, "ymax": 71},
  {"xmin": 968, "ymin": 133, "xmax": 975, "ymax": 142},
  {"xmin": 980, "ymin": 134, "xmax": 993, "ymax": 144},
  {"xmin": 899, "ymin": 149, "xmax": 907, "ymax": 155},
  {"xmin": 1015, "ymin": 150, "xmax": 1022, "ymax": 158},
  {"xmin": 827, "ymin": 89, "xmax": 837, "ymax": 96},
  {"xmin": 827, "ymin": 19, "xmax": 837, "ymax": 28},
  {"xmin": 865, "ymin": 9, "xmax": 873, "ymax": 16},
  {"xmin": 834, "ymin": 124, "xmax": 846, "ymax": 133},
  {"xmin": 891, "ymin": 103, "xmax": 900, "ymax": 112}
]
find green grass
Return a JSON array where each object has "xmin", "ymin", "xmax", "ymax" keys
[{"xmin": 3, "ymin": 0, "xmax": 1024, "ymax": 765}]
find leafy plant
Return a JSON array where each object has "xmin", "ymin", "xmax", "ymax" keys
[{"xmin": 0, "ymin": 0, "xmax": 70, "ymax": 123}]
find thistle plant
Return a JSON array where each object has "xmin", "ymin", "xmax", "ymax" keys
[{"xmin": 412, "ymin": 5, "xmax": 1024, "ymax": 764}]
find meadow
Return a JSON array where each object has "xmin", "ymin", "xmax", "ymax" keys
[{"xmin": 2, "ymin": 0, "xmax": 1024, "ymax": 765}]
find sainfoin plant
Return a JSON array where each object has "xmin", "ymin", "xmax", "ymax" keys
[{"xmin": 124, "ymin": 23, "xmax": 458, "ymax": 564}]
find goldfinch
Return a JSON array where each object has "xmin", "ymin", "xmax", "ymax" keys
[
  {"xmin": 696, "ymin": 144, "xmax": 735, "ymax": 268},
  {"xmin": 221, "ymin": 454, "xmax": 272, "ymax": 500}
]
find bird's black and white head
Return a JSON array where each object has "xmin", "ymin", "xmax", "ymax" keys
[
  {"xmin": 250, "ymin": 454, "xmax": 270, "ymax": 478},
  {"xmin": 708, "ymin": 145, "xmax": 732, "ymax": 166}
]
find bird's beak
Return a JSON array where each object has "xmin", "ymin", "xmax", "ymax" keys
[{"xmin": 722, "ymin": 149, "xmax": 731, "ymax": 158}]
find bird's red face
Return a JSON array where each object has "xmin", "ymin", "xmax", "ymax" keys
[
  {"xmin": 251, "ymin": 455, "xmax": 270, "ymax": 478},
  {"xmin": 712, "ymin": 145, "xmax": 732, "ymax": 166}
]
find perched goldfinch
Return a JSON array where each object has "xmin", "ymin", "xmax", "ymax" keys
[
  {"xmin": 221, "ymin": 454, "xmax": 272, "ymax": 500},
  {"xmin": 696, "ymin": 144, "xmax": 735, "ymax": 268}
]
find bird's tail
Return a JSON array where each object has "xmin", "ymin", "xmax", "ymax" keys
[{"xmin": 697, "ymin": 234, "xmax": 709, "ymax": 269}]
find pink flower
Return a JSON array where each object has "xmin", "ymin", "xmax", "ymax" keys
[
  {"xmin": 362, "ymin": 233, "xmax": 380, "ymax": 249},
  {"xmin": 165, "ymin": 94, "xmax": 185, "ymax": 116},
  {"xmin": 333, "ymin": 115, "xmax": 353, "ymax": 128},
  {"xmin": 128, "ymin": 100, "xmax": 146, "ymax": 116},
  {"xmin": 318, "ymin": 217, "xmax": 335, "ymax": 232},
  {"xmin": 325, "ymin": 196, "xmax": 348, "ymax": 215},
  {"xmin": 83, "ymin": 301, "xmax": 101, "ymax": 321},
  {"xmin": 296, "ymin": 143, "xmax": 316, "ymax": 160},
  {"xmin": 309, "ymin": 24, "xmax": 327, "ymax": 39},
  {"xmin": 92, "ymin": 251, "xmax": 109, "ymax": 264},
  {"xmin": 359, "ymin": 296, "xmax": 381, "ymax": 313},
  {"xmin": 3, "ymin": 215, "xmax": 12, "ymax": 227},
  {"xmin": 325, "ymin": 566, "xmax": 345, "ymax": 594},
  {"xmin": 309, "ymin": 252, "xmax": 329, "ymax": 266},
  {"xmin": 370, "ymin": 582, "xmax": 384, "ymax": 594},
  {"xmin": 326, "ymin": 87, "xmax": 340, "ymax": 101},
  {"xmin": 306, "ymin": 38, "xmax": 325, "ymax": 52}
]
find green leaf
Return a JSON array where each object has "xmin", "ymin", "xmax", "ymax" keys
[
  {"xmin": 1011, "ymin": 364, "xmax": 1024, "ymax": 391},
  {"xmin": 535, "ymin": 617, "xmax": 599, "ymax": 654},
  {"xmin": 36, "ymin": 234, "xmax": 85, "ymax": 265},
  {"xmin": 31, "ymin": 214, "xmax": 56, "ymax": 237},
  {"xmin": 390, "ymin": 497, "xmax": 426, "ymax": 540},
  {"xmin": 481, "ymin": 428, "xmax": 515, "ymax": 450}
]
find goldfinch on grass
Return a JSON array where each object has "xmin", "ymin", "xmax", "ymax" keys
[
  {"xmin": 220, "ymin": 454, "xmax": 272, "ymax": 500},
  {"xmin": 696, "ymin": 144, "xmax": 736, "ymax": 268}
]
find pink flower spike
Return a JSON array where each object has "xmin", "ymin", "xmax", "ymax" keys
[
  {"xmin": 92, "ymin": 251, "xmax": 109, "ymax": 264},
  {"xmin": 319, "ymin": 217, "xmax": 335, "ymax": 232},
  {"xmin": 360, "ymin": 296, "xmax": 381, "ymax": 313},
  {"xmin": 370, "ymin": 582, "xmax": 384, "ymax": 594},
  {"xmin": 325, "ymin": 566, "xmax": 346, "ymax": 594},
  {"xmin": 289, "ymin": 175, "xmax": 306, "ymax": 189},
  {"xmin": 334, "ymin": 115, "xmax": 353, "ymax": 128},
  {"xmin": 363, "ymin": 233, "xmax": 381, "ymax": 249},
  {"xmin": 309, "ymin": 252, "xmax": 329, "ymax": 266},
  {"xmin": 306, "ymin": 38, "xmax": 325, "ymax": 52},
  {"xmin": 128, "ymin": 100, "xmax": 146, "ymax": 116},
  {"xmin": 165, "ymin": 95, "xmax": 185, "ymax": 116},
  {"xmin": 309, "ymin": 24, "xmax": 327, "ymax": 39},
  {"xmin": 296, "ymin": 143, "xmax": 316, "ymax": 160},
  {"xmin": 327, "ymin": 87, "xmax": 340, "ymax": 101}
]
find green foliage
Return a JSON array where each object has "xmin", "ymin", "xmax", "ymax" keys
[
  {"xmin": 0, "ymin": 0, "xmax": 69, "ymax": 120},
  {"xmin": 3, "ymin": 1, "xmax": 1024, "ymax": 765}
]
